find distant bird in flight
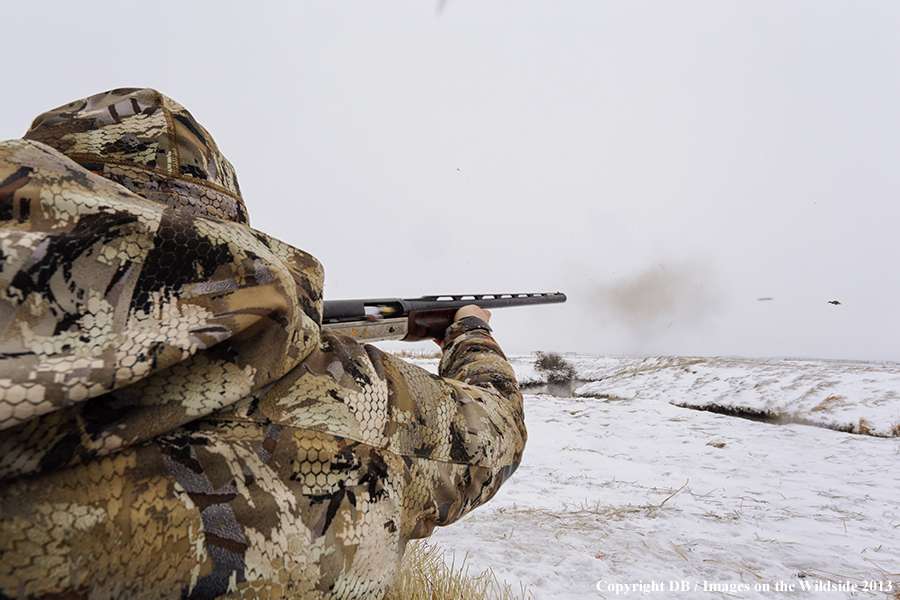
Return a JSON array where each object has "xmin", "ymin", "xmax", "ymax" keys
[{"xmin": 827, "ymin": 300, "xmax": 841, "ymax": 305}]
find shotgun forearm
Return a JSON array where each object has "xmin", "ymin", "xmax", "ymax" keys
[{"xmin": 320, "ymin": 292, "xmax": 566, "ymax": 342}]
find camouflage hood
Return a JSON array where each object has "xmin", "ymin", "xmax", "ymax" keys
[{"xmin": 23, "ymin": 87, "xmax": 249, "ymax": 224}]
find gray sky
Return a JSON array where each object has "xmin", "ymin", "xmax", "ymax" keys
[{"xmin": 4, "ymin": 1, "xmax": 898, "ymax": 360}]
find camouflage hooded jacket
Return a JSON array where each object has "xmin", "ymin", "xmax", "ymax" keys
[{"xmin": 0, "ymin": 89, "xmax": 526, "ymax": 600}]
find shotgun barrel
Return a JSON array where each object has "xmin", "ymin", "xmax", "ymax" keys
[{"xmin": 321, "ymin": 292, "xmax": 566, "ymax": 342}]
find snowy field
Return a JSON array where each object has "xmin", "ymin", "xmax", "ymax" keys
[{"xmin": 410, "ymin": 355, "xmax": 900, "ymax": 599}]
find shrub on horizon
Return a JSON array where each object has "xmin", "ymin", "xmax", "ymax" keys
[{"xmin": 533, "ymin": 351, "xmax": 577, "ymax": 383}]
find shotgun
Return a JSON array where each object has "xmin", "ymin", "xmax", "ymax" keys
[{"xmin": 321, "ymin": 292, "xmax": 566, "ymax": 342}]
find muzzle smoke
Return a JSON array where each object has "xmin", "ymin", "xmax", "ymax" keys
[{"xmin": 589, "ymin": 261, "xmax": 723, "ymax": 350}]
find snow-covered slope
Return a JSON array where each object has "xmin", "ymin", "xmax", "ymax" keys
[
  {"xmin": 569, "ymin": 356, "xmax": 900, "ymax": 437},
  {"xmin": 417, "ymin": 355, "xmax": 900, "ymax": 599}
]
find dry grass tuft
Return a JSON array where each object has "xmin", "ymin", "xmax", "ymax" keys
[
  {"xmin": 810, "ymin": 394, "xmax": 848, "ymax": 412},
  {"xmin": 856, "ymin": 418, "xmax": 873, "ymax": 436},
  {"xmin": 385, "ymin": 540, "xmax": 532, "ymax": 600}
]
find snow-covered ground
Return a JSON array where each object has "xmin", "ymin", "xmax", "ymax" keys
[
  {"xmin": 413, "ymin": 355, "xmax": 900, "ymax": 599},
  {"xmin": 571, "ymin": 356, "xmax": 900, "ymax": 438}
]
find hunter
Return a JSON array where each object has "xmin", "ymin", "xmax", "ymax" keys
[{"xmin": 0, "ymin": 88, "xmax": 526, "ymax": 599}]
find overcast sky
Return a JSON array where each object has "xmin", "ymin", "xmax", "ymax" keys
[{"xmin": 4, "ymin": 1, "xmax": 898, "ymax": 360}]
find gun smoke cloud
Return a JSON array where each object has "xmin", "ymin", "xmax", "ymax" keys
[{"xmin": 586, "ymin": 260, "xmax": 725, "ymax": 354}]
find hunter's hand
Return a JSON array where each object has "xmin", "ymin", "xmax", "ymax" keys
[
  {"xmin": 454, "ymin": 305, "xmax": 492, "ymax": 323},
  {"xmin": 433, "ymin": 305, "xmax": 492, "ymax": 348}
]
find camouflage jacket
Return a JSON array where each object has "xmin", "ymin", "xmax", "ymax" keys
[{"xmin": 0, "ymin": 89, "xmax": 526, "ymax": 599}]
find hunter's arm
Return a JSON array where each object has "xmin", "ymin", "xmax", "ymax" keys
[
  {"xmin": 438, "ymin": 316, "xmax": 523, "ymax": 417},
  {"xmin": 384, "ymin": 314, "xmax": 526, "ymax": 538}
]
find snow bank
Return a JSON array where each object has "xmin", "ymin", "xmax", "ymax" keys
[
  {"xmin": 418, "ymin": 355, "xmax": 900, "ymax": 598},
  {"xmin": 403, "ymin": 354, "xmax": 900, "ymax": 437},
  {"xmin": 573, "ymin": 356, "xmax": 900, "ymax": 437}
]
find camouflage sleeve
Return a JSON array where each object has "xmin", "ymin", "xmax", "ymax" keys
[
  {"xmin": 439, "ymin": 315, "xmax": 523, "ymax": 416},
  {"xmin": 248, "ymin": 320, "xmax": 526, "ymax": 540},
  {"xmin": 391, "ymin": 316, "xmax": 526, "ymax": 539}
]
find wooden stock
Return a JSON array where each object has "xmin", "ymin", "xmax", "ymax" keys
[{"xmin": 405, "ymin": 308, "xmax": 458, "ymax": 342}]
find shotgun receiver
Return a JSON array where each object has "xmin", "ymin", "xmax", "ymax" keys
[{"xmin": 321, "ymin": 292, "xmax": 566, "ymax": 342}]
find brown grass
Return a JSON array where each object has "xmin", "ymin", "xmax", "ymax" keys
[
  {"xmin": 856, "ymin": 418, "xmax": 873, "ymax": 436},
  {"xmin": 810, "ymin": 394, "xmax": 849, "ymax": 412},
  {"xmin": 385, "ymin": 540, "xmax": 532, "ymax": 600}
]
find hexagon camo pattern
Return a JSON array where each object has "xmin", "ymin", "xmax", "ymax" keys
[
  {"xmin": 22, "ymin": 87, "xmax": 248, "ymax": 225},
  {"xmin": 0, "ymin": 89, "xmax": 526, "ymax": 599}
]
